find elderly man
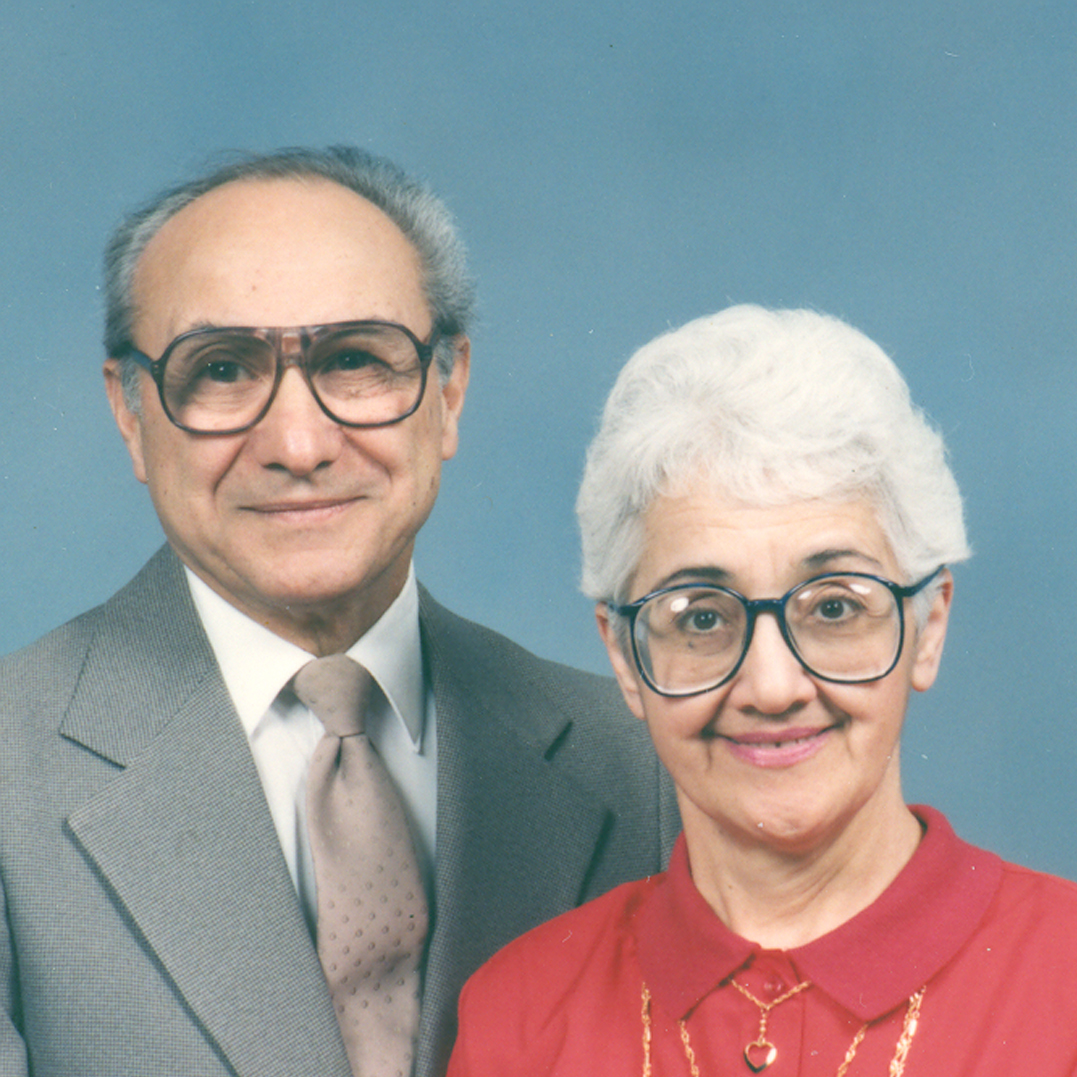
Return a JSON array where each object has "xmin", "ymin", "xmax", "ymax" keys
[{"xmin": 0, "ymin": 147, "xmax": 677, "ymax": 1077}]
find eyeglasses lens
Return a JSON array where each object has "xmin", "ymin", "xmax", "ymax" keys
[
  {"xmin": 634, "ymin": 575, "xmax": 902, "ymax": 695},
  {"xmin": 784, "ymin": 576, "xmax": 900, "ymax": 682},
  {"xmin": 635, "ymin": 587, "xmax": 747, "ymax": 695},
  {"xmin": 161, "ymin": 324, "xmax": 426, "ymax": 432}
]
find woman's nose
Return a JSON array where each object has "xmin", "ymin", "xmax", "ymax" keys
[{"xmin": 725, "ymin": 611, "xmax": 817, "ymax": 715}]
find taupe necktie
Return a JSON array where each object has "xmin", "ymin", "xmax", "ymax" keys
[{"xmin": 296, "ymin": 654, "xmax": 428, "ymax": 1077}]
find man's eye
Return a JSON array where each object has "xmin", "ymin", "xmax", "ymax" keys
[
  {"xmin": 324, "ymin": 349, "xmax": 383, "ymax": 372},
  {"xmin": 180, "ymin": 343, "xmax": 264, "ymax": 385},
  {"xmin": 199, "ymin": 359, "xmax": 248, "ymax": 383}
]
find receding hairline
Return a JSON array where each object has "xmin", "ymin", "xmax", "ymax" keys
[
  {"xmin": 145, "ymin": 169, "xmax": 418, "ymax": 232},
  {"xmin": 127, "ymin": 173, "xmax": 433, "ymax": 344}
]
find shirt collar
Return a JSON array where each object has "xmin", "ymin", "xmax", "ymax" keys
[
  {"xmin": 637, "ymin": 806, "xmax": 1003, "ymax": 1022},
  {"xmin": 346, "ymin": 564, "xmax": 425, "ymax": 747},
  {"xmin": 185, "ymin": 564, "xmax": 426, "ymax": 749}
]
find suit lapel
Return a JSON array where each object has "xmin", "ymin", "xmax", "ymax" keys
[
  {"xmin": 415, "ymin": 590, "xmax": 614, "ymax": 1077},
  {"xmin": 61, "ymin": 548, "xmax": 351, "ymax": 1077},
  {"xmin": 60, "ymin": 559, "xmax": 626, "ymax": 1077}
]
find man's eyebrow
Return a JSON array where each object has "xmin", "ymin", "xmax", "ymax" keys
[
  {"xmin": 187, "ymin": 320, "xmax": 240, "ymax": 332},
  {"xmin": 802, "ymin": 548, "xmax": 886, "ymax": 572},
  {"xmin": 153, "ymin": 320, "xmax": 227, "ymax": 343}
]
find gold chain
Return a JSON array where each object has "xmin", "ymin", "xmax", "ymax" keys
[
  {"xmin": 729, "ymin": 978, "xmax": 811, "ymax": 1070},
  {"xmin": 642, "ymin": 985, "xmax": 654, "ymax": 1077},
  {"xmin": 641, "ymin": 982, "xmax": 926, "ymax": 1076}
]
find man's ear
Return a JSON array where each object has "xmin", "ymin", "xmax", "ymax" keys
[
  {"xmin": 103, "ymin": 359, "xmax": 148, "ymax": 485},
  {"xmin": 595, "ymin": 603, "xmax": 647, "ymax": 720},
  {"xmin": 911, "ymin": 569, "xmax": 953, "ymax": 693},
  {"xmin": 438, "ymin": 335, "xmax": 470, "ymax": 462}
]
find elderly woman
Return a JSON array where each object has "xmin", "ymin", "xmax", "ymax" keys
[{"xmin": 448, "ymin": 306, "xmax": 1077, "ymax": 1076}]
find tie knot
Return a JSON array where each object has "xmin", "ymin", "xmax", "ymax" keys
[{"xmin": 293, "ymin": 655, "xmax": 371, "ymax": 737}]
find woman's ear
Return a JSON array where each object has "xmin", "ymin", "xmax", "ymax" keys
[
  {"xmin": 595, "ymin": 604, "xmax": 647, "ymax": 720},
  {"xmin": 911, "ymin": 570, "xmax": 953, "ymax": 693}
]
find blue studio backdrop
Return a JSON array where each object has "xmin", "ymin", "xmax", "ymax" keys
[{"xmin": 2, "ymin": 0, "xmax": 1075, "ymax": 876}]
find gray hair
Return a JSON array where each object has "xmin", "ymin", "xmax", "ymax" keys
[
  {"xmin": 577, "ymin": 305, "xmax": 970, "ymax": 614},
  {"xmin": 104, "ymin": 145, "xmax": 475, "ymax": 402}
]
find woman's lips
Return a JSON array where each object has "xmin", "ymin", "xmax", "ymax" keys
[{"xmin": 719, "ymin": 725, "xmax": 836, "ymax": 768}]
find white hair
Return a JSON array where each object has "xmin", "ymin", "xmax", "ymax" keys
[{"xmin": 577, "ymin": 305, "xmax": 970, "ymax": 608}]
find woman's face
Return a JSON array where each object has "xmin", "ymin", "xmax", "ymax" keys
[{"xmin": 598, "ymin": 487, "xmax": 951, "ymax": 859}]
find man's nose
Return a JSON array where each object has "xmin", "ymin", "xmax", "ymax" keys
[{"xmin": 247, "ymin": 360, "xmax": 345, "ymax": 475}]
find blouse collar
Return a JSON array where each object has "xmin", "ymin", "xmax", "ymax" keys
[{"xmin": 636, "ymin": 806, "xmax": 1002, "ymax": 1021}]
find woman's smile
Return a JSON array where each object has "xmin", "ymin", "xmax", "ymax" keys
[{"xmin": 717, "ymin": 723, "xmax": 838, "ymax": 768}]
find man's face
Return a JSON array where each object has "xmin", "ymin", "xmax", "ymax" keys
[{"xmin": 104, "ymin": 177, "xmax": 468, "ymax": 653}]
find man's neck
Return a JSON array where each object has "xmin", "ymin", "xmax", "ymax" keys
[{"xmin": 185, "ymin": 565, "xmax": 410, "ymax": 657}]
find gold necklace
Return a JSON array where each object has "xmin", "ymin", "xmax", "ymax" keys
[
  {"xmin": 729, "ymin": 978, "xmax": 811, "ymax": 1071},
  {"xmin": 640, "ymin": 982, "xmax": 926, "ymax": 1077}
]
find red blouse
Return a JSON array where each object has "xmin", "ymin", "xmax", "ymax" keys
[{"xmin": 448, "ymin": 807, "xmax": 1077, "ymax": 1076}]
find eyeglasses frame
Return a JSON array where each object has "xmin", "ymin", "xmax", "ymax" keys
[
  {"xmin": 119, "ymin": 319, "xmax": 440, "ymax": 435},
  {"xmin": 608, "ymin": 567, "xmax": 943, "ymax": 698}
]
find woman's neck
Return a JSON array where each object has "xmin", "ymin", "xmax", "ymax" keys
[{"xmin": 682, "ymin": 795, "xmax": 923, "ymax": 951}]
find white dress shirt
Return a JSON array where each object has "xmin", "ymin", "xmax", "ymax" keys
[{"xmin": 185, "ymin": 565, "xmax": 437, "ymax": 932}]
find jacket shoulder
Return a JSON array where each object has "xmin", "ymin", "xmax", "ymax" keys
[
  {"xmin": 0, "ymin": 547, "xmax": 189, "ymax": 727},
  {"xmin": 418, "ymin": 586, "xmax": 679, "ymax": 859},
  {"xmin": 418, "ymin": 586, "xmax": 625, "ymax": 714},
  {"xmin": 0, "ymin": 604, "xmax": 104, "ymax": 719}
]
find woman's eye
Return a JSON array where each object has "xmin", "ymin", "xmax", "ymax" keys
[
  {"xmin": 678, "ymin": 607, "xmax": 725, "ymax": 633},
  {"xmin": 813, "ymin": 595, "xmax": 862, "ymax": 621}
]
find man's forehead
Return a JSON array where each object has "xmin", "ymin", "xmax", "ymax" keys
[
  {"xmin": 158, "ymin": 174, "xmax": 402, "ymax": 237},
  {"xmin": 131, "ymin": 176, "xmax": 430, "ymax": 343}
]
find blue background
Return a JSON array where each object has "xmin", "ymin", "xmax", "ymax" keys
[{"xmin": 2, "ymin": 1, "xmax": 1075, "ymax": 876}]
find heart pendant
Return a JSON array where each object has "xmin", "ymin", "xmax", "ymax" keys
[{"xmin": 744, "ymin": 1040, "xmax": 778, "ymax": 1072}]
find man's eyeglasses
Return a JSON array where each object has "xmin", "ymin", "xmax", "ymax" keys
[
  {"xmin": 608, "ymin": 569, "xmax": 942, "ymax": 697},
  {"xmin": 120, "ymin": 320, "xmax": 438, "ymax": 434}
]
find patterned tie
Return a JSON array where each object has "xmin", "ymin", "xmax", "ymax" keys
[{"xmin": 296, "ymin": 655, "xmax": 428, "ymax": 1077}]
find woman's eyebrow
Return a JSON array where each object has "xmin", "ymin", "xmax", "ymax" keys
[
  {"xmin": 802, "ymin": 548, "xmax": 886, "ymax": 572},
  {"xmin": 651, "ymin": 550, "xmax": 888, "ymax": 593},
  {"xmin": 652, "ymin": 565, "xmax": 734, "ymax": 589}
]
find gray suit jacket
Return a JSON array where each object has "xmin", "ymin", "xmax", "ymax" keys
[{"xmin": 0, "ymin": 548, "xmax": 678, "ymax": 1076}]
